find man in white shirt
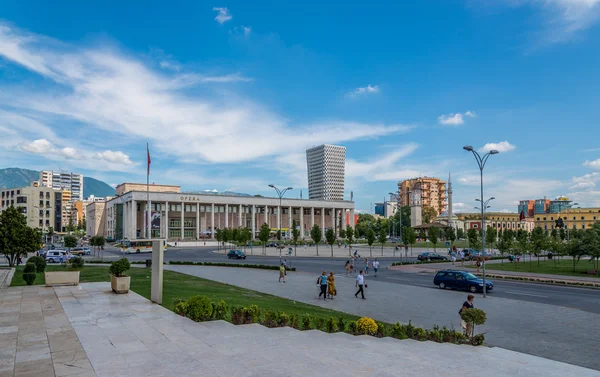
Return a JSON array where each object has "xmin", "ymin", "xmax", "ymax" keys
[
  {"xmin": 355, "ymin": 270, "xmax": 366, "ymax": 299},
  {"xmin": 372, "ymin": 259, "xmax": 380, "ymax": 277}
]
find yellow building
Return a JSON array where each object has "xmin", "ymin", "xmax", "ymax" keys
[
  {"xmin": 456, "ymin": 212, "xmax": 534, "ymax": 233},
  {"xmin": 398, "ymin": 177, "xmax": 447, "ymax": 215},
  {"xmin": 71, "ymin": 200, "xmax": 85, "ymax": 225},
  {"xmin": 534, "ymin": 207, "xmax": 600, "ymax": 231}
]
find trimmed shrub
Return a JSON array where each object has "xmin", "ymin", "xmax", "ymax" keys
[
  {"xmin": 22, "ymin": 262, "xmax": 37, "ymax": 285},
  {"xmin": 231, "ymin": 306, "xmax": 244, "ymax": 325},
  {"xmin": 301, "ymin": 314, "xmax": 312, "ymax": 330},
  {"xmin": 214, "ymin": 300, "xmax": 229, "ymax": 321},
  {"xmin": 27, "ymin": 256, "xmax": 46, "ymax": 273},
  {"xmin": 390, "ymin": 323, "xmax": 408, "ymax": 340},
  {"xmin": 263, "ymin": 310, "xmax": 278, "ymax": 328},
  {"xmin": 375, "ymin": 322, "xmax": 387, "ymax": 338},
  {"xmin": 277, "ymin": 312, "xmax": 289, "ymax": 327},
  {"xmin": 289, "ymin": 313, "xmax": 299, "ymax": 329},
  {"xmin": 325, "ymin": 317, "xmax": 337, "ymax": 333},
  {"xmin": 314, "ymin": 317, "xmax": 326, "ymax": 331},
  {"xmin": 242, "ymin": 305, "xmax": 261, "ymax": 324},
  {"xmin": 461, "ymin": 308, "xmax": 487, "ymax": 342},
  {"xmin": 472, "ymin": 334, "xmax": 485, "ymax": 346},
  {"xmin": 185, "ymin": 295, "xmax": 213, "ymax": 322},
  {"xmin": 109, "ymin": 258, "xmax": 130, "ymax": 277},
  {"xmin": 356, "ymin": 317, "xmax": 378, "ymax": 336},
  {"xmin": 69, "ymin": 256, "xmax": 85, "ymax": 269},
  {"xmin": 174, "ymin": 298, "xmax": 188, "ymax": 316},
  {"xmin": 337, "ymin": 316, "xmax": 347, "ymax": 333},
  {"xmin": 348, "ymin": 320, "xmax": 358, "ymax": 335}
]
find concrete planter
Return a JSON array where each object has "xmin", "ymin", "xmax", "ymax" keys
[
  {"xmin": 45, "ymin": 271, "xmax": 80, "ymax": 286},
  {"xmin": 111, "ymin": 275, "xmax": 130, "ymax": 294}
]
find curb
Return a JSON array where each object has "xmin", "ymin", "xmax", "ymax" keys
[{"xmin": 474, "ymin": 273, "xmax": 600, "ymax": 289}]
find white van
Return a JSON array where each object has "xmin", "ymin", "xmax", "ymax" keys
[{"xmin": 45, "ymin": 250, "xmax": 69, "ymax": 263}]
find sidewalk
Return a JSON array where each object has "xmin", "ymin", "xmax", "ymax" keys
[{"xmin": 215, "ymin": 245, "xmax": 423, "ymax": 258}]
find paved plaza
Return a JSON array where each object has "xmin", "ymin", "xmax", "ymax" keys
[{"xmin": 2, "ymin": 282, "xmax": 600, "ymax": 377}]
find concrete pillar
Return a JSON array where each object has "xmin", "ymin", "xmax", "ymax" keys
[
  {"xmin": 180, "ymin": 202, "xmax": 184, "ymax": 240},
  {"xmin": 311, "ymin": 207, "xmax": 315, "ymax": 232},
  {"xmin": 332, "ymin": 208, "xmax": 336, "ymax": 236},
  {"xmin": 265, "ymin": 205, "xmax": 269, "ymax": 227},
  {"xmin": 277, "ymin": 206, "xmax": 281, "ymax": 236},
  {"xmin": 130, "ymin": 200, "xmax": 136, "ymax": 239},
  {"xmin": 288, "ymin": 206, "xmax": 292, "ymax": 238},
  {"xmin": 251, "ymin": 205, "xmax": 256, "ymax": 238},
  {"xmin": 196, "ymin": 203, "xmax": 200, "ymax": 240},
  {"xmin": 300, "ymin": 206, "xmax": 304, "ymax": 239},
  {"xmin": 211, "ymin": 203, "xmax": 215, "ymax": 239},
  {"xmin": 164, "ymin": 202, "xmax": 169, "ymax": 239},
  {"xmin": 349, "ymin": 209, "xmax": 355, "ymax": 228},
  {"xmin": 151, "ymin": 240, "xmax": 164, "ymax": 304},
  {"xmin": 239, "ymin": 205, "xmax": 243, "ymax": 229},
  {"xmin": 342, "ymin": 209, "xmax": 347, "ymax": 230},
  {"xmin": 225, "ymin": 204, "xmax": 229, "ymax": 228}
]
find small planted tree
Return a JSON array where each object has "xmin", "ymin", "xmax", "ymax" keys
[
  {"xmin": 407, "ymin": 227, "xmax": 417, "ymax": 255},
  {"xmin": 259, "ymin": 223, "xmax": 270, "ymax": 255},
  {"xmin": 457, "ymin": 228, "xmax": 465, "ymax": 240},
  {"xmin": 530, "ymin": 227, "xmax": 547, "ymax": 268},
  {"xmin": 495, "ymin": 230, "xmax": 513, "ymax": 264},
  {"xmin": 445, "ymin": 227, "xmax": 456, "ymax": 246},
  {"xmin": 346, "ymin": 226, "xmax": 354, "ymax": 256},
  {"xmin": 22, "ymin": 262, "xmax": 37, "ymax": 285},
  {"xmin": 325, "ymin": 228, "xmax": 336, "ymax": 257},
  {"xmin": 428, "ymin": 226, "xmax": 439, "ymax": 253},
  {"xmin": 292, "ymin": 219, "xmax": 300, "ymax": 257},
  {"xmin": 366, "ymin": 228, "xmax": 376, "ymax": 257},
  {"xmin": 460, "ymin": 308, "xmax": 487, "ymax": 344},
  {"xmin": 64, "ymin": 235, "xmax": 78, "ymax": 250},
  {"xmin": 0, "ymin": 207, "xmax": 43, "ymax": 267},
  {"xmin": 467, "ymin": 228, "xmax": 481, "ymax": 251},
  {"xmin": 485, "ymin": 226, "xmax": 497, "ymax": 254},
  {"xmin": 109, "ymin": 258, "xmax": 131, "ymax": 277},
  {"xmin": 378, "ymin": 228, "xmax": 387, "ymax": 255},
  {"xmin": 310, "ymin": 224, "xmax": 322, "ymax": 256}
]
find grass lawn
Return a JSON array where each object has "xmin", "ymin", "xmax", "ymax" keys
[
  {"xmin": 11, "ymin": 265, "xmax": 361, "ymax": 323},
  {"xmin": 467, "ymin": 258, "xmax": 599, "ymax": 278}
]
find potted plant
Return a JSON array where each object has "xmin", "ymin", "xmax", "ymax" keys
[
  {"xmin": 110, "ymin": 258, "xmax": 131, "ymax": 294},
  {"xmin": 44, "ymin": 256, "xmax": 83, "ymax": 286}
]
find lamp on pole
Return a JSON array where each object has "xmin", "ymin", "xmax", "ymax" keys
[
  {"xmin": 463, "ymin": 146, "xmax": 499, "ymax": 298},
  {"xmin": 389, "ymin": 191, "xmax": 405, "ymax": 242},
  {"xmin": 269, "ymin": 185, "xmax": 293, "ymax": 257}
]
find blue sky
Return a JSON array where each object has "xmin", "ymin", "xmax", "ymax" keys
[{"xmin": 1, "ymin": 0, "xmax": 600, "ymax": 213}]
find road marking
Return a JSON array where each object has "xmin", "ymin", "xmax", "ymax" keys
[{"xmin": 505, "ymin": 291, "xmax": 549, "ymax": 298}]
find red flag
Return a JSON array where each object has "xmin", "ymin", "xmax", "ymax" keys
[
  {"xmin": 147, "ymin": 143, "xmax": 151, "ymax": 175},
  {"xmin": 519, "ymin": 210, "xmax": 525, "ymax": 221}
]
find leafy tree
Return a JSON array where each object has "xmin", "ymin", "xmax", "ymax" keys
[
  {"xmin": 366, "ymin": 228, "xmax": 376, "ymax": 257},
  {"xmin": 66, "ymin": 216, "xmax": 75, "ymax": 233},
  {"xmin": 550, "ymin": 228, "xmax": 558, "ymax": 240},
  {"xmin": 530, "ymin": 227, "xmax": 548, "ymax": 268},
  {"xmin": 325, "ymin": 228, "xmax": 336, "ymax": 257},
  {"xmin": 456, "ymin": 228, "xmax": 465, "ymax": 240},
  {"xmin": 339, "ymin": 229, "xmax": 346, "ymax": 239},
  {"xmin": 378, "ymin": 228, "xmax": 387, "ymax": 254},
  {"xmin": 422, "ymin": 205, "xmax": 437, "ymax": 224},
  {"xmin": 485, "ymin": 226, "xmax": 497, "ymax": 253},
  {"xmin": 402, "ymin": 226, "xmax": 411, "ymax": 248},
  {"xmin": 276, "ymin": 229, "xmax": 282, "ymax": 241},
  {"xmin": 418, "ymin": 229, "xmax": 426, "ymax": 241},
  {"xmin": 310, "ymin": 224, "xmax": 322, "ymax": 256},
  {"xmin": 346, "ymin": 226, "xmax": 354, "ymax": 256},
  {"xmin": 428, "ymin": 226, "xmax": 439, "ymax": 252},
  {"xmin": 406, "ymin": 227, "xmax": 417, "ymax": 255},
  {"xmin": 514, "ymin": 229, "xmax": 530, "ymax": 268},
  {"xmin": 467, "ymin": 228, "xmax": 481, "ymax": 251},
  {"xmin": 0, "ymin": 207, "xmax": 42, "ymax": 267},
  {"xmin": 357, "ymin": 213, "xmax": 376, "ymax": 224},
  {"xmin": 63, "ymin": 235, "xmax": 78, "ymax": 249},
  {"xmin": 258, "ymin": 223, "xmax": 270, "ymax": 255},
  {"xmin": 237, "ymin": 228, "xmax": 249, "ymax": 252},
  {"xmin": 583, "ymin": 223, "xmax": 600, "ymax": 272},
  {"xmin": 497, "ymin": 228, "xmax": 503, "ymax": 240},
  {"xmin": 565, "ymin": 237, "xmax": 585, "ymax": 272},
  {"xmin": 495, "ymin": 230, "xmax": 513, "ymax": 264},
  {"xmin": 559, "ymin": 228, "xmax": 566, "ymax": 241},
  {"xmin": 215, "ymin": 229, "xmax": 223, "ymax": 251},
  {"xmin": 445, "ymin": 227, "xmax": 456, "ymax": 245},
  {"xmin": 291, "ymin": 220, "xmax": 300, "ymax": 257}
]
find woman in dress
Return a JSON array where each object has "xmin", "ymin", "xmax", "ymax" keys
[{"xmin": 327, "ymin": 272, "xmax": 336, "ymax": 299}]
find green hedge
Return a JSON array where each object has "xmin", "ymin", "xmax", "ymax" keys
[
  {"xmin": 168, "ymin": 261, "xmax": 296, "ymax": 271},
  {"xmin": 173, "ymin": 296, "xmax": 481, "ymax": 346},
  {"xmin": 391, "ymin": 256, "xmax": 506, "ymax": 266}
]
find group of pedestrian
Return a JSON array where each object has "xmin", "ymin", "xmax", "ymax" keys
[{"xmin": 317, "ymin": 271, "xmax": 337, "ymax": 300}]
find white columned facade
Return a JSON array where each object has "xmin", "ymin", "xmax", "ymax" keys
[
  {"xmin": 196, "ymin": 203, "xmax": 200, "ymax": 240},
  {"xmin": 211, "ymin": 203, "xmax": 215, "ymax": 239},
  {"xmin": 349, "ymin": 210, "xmax": 355, "ymax": 228},
  {"xmin": 239, "ymin": 205, "xmax": 243, "ymax": 228},
  {"xmin": 265, "ymin": 205, "xmax": 269, "ymax": 227},
  {"xmin": 180, "ymin": 202, "xmax": 184, "ymax": 240},
  {"xmin": 288, "ymin": 206, "xmax": 292, "ymax": 238},
  {"xmin": 165, "ymin": 201, "xmax": 169, "ymax": 239},
  {"xmin": 277, "ymin": 206, "xmax": 281, "ymax": 235},
  {"xmin": 332, "ymin": 208, "xmax": 336, "ymax": 236},
  {"xmin": 342, "ymin": 209, "xmax": 347, "ymax": 230},
  {"xmin": 311, "ymin": 207, "xmax": 315, "ymax": 231},
  {"xmin": 300, "ymin": 207, "xmax": 304, "ymax": 239},
  {"xmin": 122, "ymin": 202, "xmax": 128, "ymax": 239},
  {"xmin": 251, "ymin": 205, "xmax": 256, "ymax": 238},
  {"xmin": 132, "ymin": 200, "xmax": 137, "ymax": 239},
  {"xmin": 225, "ymin": 204, "xmax": 229, "ymax": 228}
]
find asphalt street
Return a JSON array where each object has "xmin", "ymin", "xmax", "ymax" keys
[{"xmin": 96, "ymin": 246, "xmax": 600, "ymax": 315}]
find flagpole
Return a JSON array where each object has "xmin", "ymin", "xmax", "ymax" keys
[{"xmin": 147, "ymin": 143, "xmax": 150, "ymax": 240}]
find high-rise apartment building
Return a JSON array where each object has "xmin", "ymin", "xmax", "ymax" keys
[
  {"xmin": 306, "ymin": 144, "xmax": 346, "ymax": 201},
  {"xmin": 40, "ymin": 171, "xmax": 83, "ymax": 201},
  {"xmin": 518, "ymin": 200, "xmax": 535, "ymax": 217},
  {"xmin": 398, "ymin": 177, "xmax": 447, "ymax": 215},
  {"xmin": 535, "ymin": 198, "xmax": 551, "ymax": 215},
  {"xmin": 0, "ymin": 182, "xmax": 62, "ymax": 232}
]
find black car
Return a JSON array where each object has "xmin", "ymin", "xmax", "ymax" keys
[
  {"xmin": 433, "ymin": 270, "xmax": 494, "ymax": 293},
  {"xmin": 227, "ymin": 250, "xmax": 247, "ymax": 259},
  {"xmin": 265, "ymin": 242, "xmax": 279, "ymax": 248},
  {"xmin": 417, "ymin": 252, "xmax": 447, "ymax": 261}
]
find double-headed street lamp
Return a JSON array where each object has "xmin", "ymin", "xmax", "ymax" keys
[
  {"xmin": 268, "ymin": 185, "xmax": 293, "ymax": 250},
  {"xmin": 389, "ymin": 191, "xmax": 405, "ymax": 242},
  {"xmin": 463, "ymin": 146, "xmax": 499, "ymax": 298}
]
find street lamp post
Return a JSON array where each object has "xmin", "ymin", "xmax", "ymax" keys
[
  {"xmin": 389, "ymin": 191, "xmax": 405, "ymax": 243},
  {"xmin": 463, "ymin": 146, "xmax": 499, "ymax": 298},
  {"xmin": 269, "ymin": 184, "xmax": 293, "ymax": 259}
]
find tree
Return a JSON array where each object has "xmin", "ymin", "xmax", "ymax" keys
[
  {"xmin": 259, "ymin": 223, "xmax": 270, "ymax": 255},
  {"xmin": 418, "ymin": 229, "xmax": 426, "ymax": 241},
  {"xmin": 339, "ymin": 229, "xmax": 346, "ymax": 239},
  {"xmin": 530, "ymin": 227, "xmax": 548, "ymax": 268},
  {"xmin": 63, "ymin": 235, "xmax": 78, "ymax": 249},
  {"xmin": 325, "ymin": 228, "xmax": 336, "ymax": 257},
  {"xmin": 467, "ymin": 228, "xmax": 481, "ymax": 251},
  {"xmin": 407, "ymin": 227, "xmax": 417, "ymax": 255},
  {"xmin": 559, "ymin": 228, "xmax": 566, "ymax": 241},
  {"xmin": 495, "ymin": 230, "xmax": 513, "ymax": 264},
  {"xmin": 378, "ymin": 228, "xmax": 387, "ymax": 254},
  {"xmin": 237, "ymin": 228, "xmax": 249, "ymax": 253},
  {"xmin": 583, "ymin": 223, "xmax": 600, "ymax": 272},
  {"xmin": 565, "ymin": 237, "xmax": 585, "ymax": 272},
  {"xmin": 456, "ymin": 228, "xmax": 465, "ymax": 240},
  {"xmin": 366, "ymin": 228, "xmax": 376, "ymax": 257},
  {"xmin": 346, "ymin": 226, "xmax": 354, "ymax": 256},
  {"xmin": 66, "ymin": 216, "xmax": 75, "ymax": 233},
  {"xmin": 445, "ymin": 227, "xmax": 456, "ymax": 245},
  {"xmin": 215, "ymin": 229, "xmax": 223, "ymax": 251},
  {"xmin": 514, "ymin": 229, "xmax": 530, "ymax": 269},
  {"xmin": 0, "ymin": 207, "xmax": 43, "ymax": 267},
  {"xmin": 550, "ymin": 228, "xmax": 558, "ymax": 240},
  {"xmin": 291, "ymin": 219, "xmax": 300, "ymax": 257},
  {"xmin": 485, "ymin": 226, "xmax": 497, "ymax": 254},
  {"xmin": 422, "ymin": 205, "xmax": 437, "ymax": 224},
  {"xmin": 310, "ymin": 224, "xmax": 322, "ymax": 256},
  {"xmin": 428, "ymin": 226, "xmax": 439, "ymax": 252}
]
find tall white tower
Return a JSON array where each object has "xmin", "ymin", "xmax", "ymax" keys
[
  {"xmin": 410, "ymin": 182, "xmax": 423, "ymax": 227},
  {"xmin": 306, "ymin": 144, "xmax": 346, "ymax": 201},
  {"xmin": 447, "ymin": 172, "xmax": 453, "ymax": 229}
]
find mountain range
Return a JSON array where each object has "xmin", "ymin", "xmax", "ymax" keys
[{"xmin": 0, "ymin": 168, "xmax": 115, "ymax": 198}]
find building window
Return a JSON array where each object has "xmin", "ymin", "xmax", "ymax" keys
[
  {"xmin": 582, "ymin": 224, "xmax": 586, "ymax": 230},
  {"xmin": 536, "ymin": 217, "xmax": 540, "ymax": 221},
  {"xmin": 16, "ymin": 196, "xmax": 27, "ymax": 204},
  {"xmin": 550, "ymin": 217, "xmax": 554, "ymax": 220},
  {"xmin": 581, "ymin": 216, "xmax": 584, "ymax": 220},
  {"xmin": 543, "ymin": 217, "xmax": 546, "ymax": 221}
]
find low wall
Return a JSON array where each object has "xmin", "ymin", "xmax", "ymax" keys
[{"xmin": 45, "ymin": 271, "xmax": 80, "ymax": 286}]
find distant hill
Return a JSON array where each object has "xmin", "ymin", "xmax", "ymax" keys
[{"xmin": 0, "ymin": 168, "xmax": 115, "ymax": 198}]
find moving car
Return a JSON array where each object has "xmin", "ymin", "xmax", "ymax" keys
[
  {"xmin": 433, "ymin": 270, "xmax": 494, "ymax": 293},
  {"xmin": 45, "ymin": 250, "xmax": 69, "ymax": 263},
  {"xmin": 417, "ymin": 252, "xmax": 447, "ymax": 261},
  {"xmin": 265, "ymin": 242, "xmax": 279, "ymax": 248},
  {"xmin": 70, "ymin": 247, "xmax": 86, "ymax": 256},
  {"xmin": 227, "ymin": 250, "xmax": 247, "ymax": 259}
]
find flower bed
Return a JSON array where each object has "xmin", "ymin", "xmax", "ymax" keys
[{"xmin": 172, "ymin": 295, "xmax": 481, "ymax": 345}]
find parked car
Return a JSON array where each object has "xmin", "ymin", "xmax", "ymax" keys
[
  {"xmin": 433, "ymin": 270, "xmax": 494, "ymax": 293},
  {"xmin": 45, "ymin": 250, "xmax": 69, "ymax": 263},
  {"xmin": 265, "ymin": 242, "xmax": 279, "ymax": 248},
  {"xmin": 227, "ymin": 249, "xmax": 247, "ymax": 259},
  {"xmin": 70, "ymin": 247, "xmax": 86, "ymax": 256},
  {"xmin": 417, "ymin": 252, "xmax": 447, "ymax": 261},
  {"xmin": 83, "ymin": 247, "xmax": 91, "ymax": 255}
]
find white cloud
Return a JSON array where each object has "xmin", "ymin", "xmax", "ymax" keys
[
  {"xmin": 59, "ymin": 147, "xmax": 79, "ymax": 159},
  {"xmin": 453, "ymin": 202, "xmax": 466, "ymax": 210},
  {"xmin": 213, "ymin": 7, "xmax": 232, "ymax": 24},
  {"xmin": 457, "ymin": 174, "xmax": 499, "ymax": 186},
  {"xmin": 348, "ymin": 85, "xmax": 380, "ymax": 98},
  {"xmin": 478, "ymin": 141, "xmax": 516, "ymax": 153},
  {"xmin": 94, "ymin": 150, "xmax": 133, "ymax": 165},
  {"xmin": 583, "ymin": 158, "xmax": 600, "ymax": 169},
  {"xmin": 570, "ymin": 181, "xmax": 596, "ymax": 189},
  {"xmin": 159, "ymin": 60, "xmax": 181, "ymax": 71},
  {"xmin": 498, "ymin": 208, "xmax": 511, "ymax": 213},
  {"xmin": 19, "ymin": 139, "xmax": 53, "ymax": 154},
  {"xmin": 437, "ymin": 111, "xmax": 476, "ymax": 126},
  {"xmin": 242, "ymin": 26, "xmax": 251, "ymax": 36},
  {"xmin": 0, "ymin": 23, "xmax": 405, "ymax": 169}
]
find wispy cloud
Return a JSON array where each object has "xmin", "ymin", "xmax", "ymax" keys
[
  {"xmin": 583, "ymin": 158, "xmax": 600, "ymax": 169},
  {"xmin": 242, "ymin": 26, "xmax": 251, "ymax": 36},
  {"xmin": 583, "ymin": 147, "xmax": 600, "ymax": 152},
  {"xmin": 348, "ymin": 85, "xmax": 380, "ymax": 98},
  {"xmin": 437, "ymin": 111, "xmax": 476, "ymax": 126},
  {"xmin": 478, "ymin": 141, "xmax": 516, "ymax": 153},
  {"xmin": 213, "ymin": 7, "xmax": 232, "ymax": 24}
]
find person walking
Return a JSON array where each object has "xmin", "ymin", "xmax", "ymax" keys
[
  {"xmin": 355, "ymin": 270, "xmax": 366, "ymax": 299},
  {"xmin": 373, "ymin": 259, "xmax": 380, "ymax": 277},
  {"xmin": 350, "ymin": 258, "xmax": 355, "ymax": 274},
  {"xmin": 318, "ymin": 271, "xmax": 328, "ymax": 300},
  {"xmin": 476, "ymin": 256, "xmax": 482, "ymax": 273},
  {"xmin": 279, "ymin": 263, "xmax": 286, "ymax": 283},
  {"xmin": 451, "ymin": 249, "xmax": 457, "ymax": 266},
  {"xmin": 345, "ymin": 260, "xmax": 351, "ymax": 276},
  {"xmin": 404, "ymin": 244, "xmax": 409, "ymax": 255},
  {"xmin": 327, "ymin": 272, "xmax": 336, "ymax": 299},
  {"xmin": 364, "ymin": 258, "xmax": 369, "ymax": 276},
  {"xmin": 459, "ymin": 294, "xmax": 475, "ymax": 336}
]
